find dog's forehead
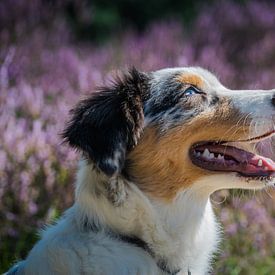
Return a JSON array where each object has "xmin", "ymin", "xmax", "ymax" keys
[{"xmin": 150, "ymin": 67, "xmax": 223, "ymax": 91}]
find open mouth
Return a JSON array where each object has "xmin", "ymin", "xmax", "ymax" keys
[{"xmin": 189, "ymin": 131, "xmax": 275, "ymax": 178}]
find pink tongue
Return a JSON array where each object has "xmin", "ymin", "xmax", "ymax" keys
[
  {"xmin": 248, "ymin": 155, "xmax": 275, "ymax": 172},
  {"xmin": 197, "ymin": 144, "xmax": 275, "ymax": 176}
]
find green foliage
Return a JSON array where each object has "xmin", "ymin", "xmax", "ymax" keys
[
  {"xmin": 1, "ymin": 208, "xmax": 62, "ymax": 273},
  {"xmin": 63, "ymin": 0, "xmax": 208, "ymax": 42},
  {"xmin": 214, "ymin": 235, "xmax": 275, "ymax": 275},
  {"xmin": 1, "ymin": 228, "xmax": 38, "ymax": 272}
]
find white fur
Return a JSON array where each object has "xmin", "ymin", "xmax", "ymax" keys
[{"xmin": 14, "ymin": 160, "xmax": 220, "ymax": 275}]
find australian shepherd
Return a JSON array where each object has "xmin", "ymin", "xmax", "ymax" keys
[{"xmin": 7, "ymin": 67, "xmax": 275, "ymax": 274}]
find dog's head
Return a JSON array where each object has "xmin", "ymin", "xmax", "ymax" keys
[{"xmin": 63, "ymin": 67, "xmax": 275, "ymax": 201}]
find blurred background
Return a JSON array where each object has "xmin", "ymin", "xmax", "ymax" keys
[{"xmin": 1, "ymin": 0, "xmax": 275, "ymax": 274}]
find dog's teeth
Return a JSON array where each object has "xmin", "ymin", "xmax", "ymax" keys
[
  {"xmin": 202, "ymin": 148, "xmax": 210, "ymax": 158},
  {"xmin": 209, "ymin": 153, "xmax": 215, "ymax": 159},
  {"xmin": 257, "ymin": 159, "xmax": 263, "ymax": 167},
  {"xmin": 217, "ymin": 154, "xmax": 224, "ymax": 160},
  {"xmin": 196, "ymin": 152, "xmax": 201, "ymax": 157}
]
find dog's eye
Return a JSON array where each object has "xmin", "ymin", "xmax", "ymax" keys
[{"xmin": 184, "ymin": 87, "xmax": 200, "ymax": 97}]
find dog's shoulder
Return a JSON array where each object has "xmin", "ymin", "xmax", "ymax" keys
[{"xmin": 15, "ymin": 208, "xmax": 160, "ymax": 275}]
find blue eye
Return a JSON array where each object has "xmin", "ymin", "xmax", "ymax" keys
[{"xmin": 184, "ymin": 87, "xmax": 200, "ymax": 96}]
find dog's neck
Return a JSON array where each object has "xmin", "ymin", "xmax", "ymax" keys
[{"xmin": 73, "ymin": 160, "xmax": 219, "ymax": 273}]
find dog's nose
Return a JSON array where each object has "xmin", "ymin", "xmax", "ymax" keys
[{"xmin": 272, "ymin": 93, "xmax": 275, "ymax": 106}]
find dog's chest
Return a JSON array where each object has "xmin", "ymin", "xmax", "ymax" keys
[{"xmin": 151, "ymin": 198, "xmax": 219, "ymax": 274}]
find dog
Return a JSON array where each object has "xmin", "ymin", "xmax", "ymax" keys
[{"xmin": 7, "ymin": 67, "xmax": 275, "ymax": 275}]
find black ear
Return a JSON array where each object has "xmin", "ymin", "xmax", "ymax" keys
[{"xmin": 63, "ymin": 68, "xmax": 149, "ymax": 176}]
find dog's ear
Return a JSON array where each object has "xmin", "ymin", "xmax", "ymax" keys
[{"xmin": 63, "ymin": 68, "xmax": 148, "ymax": 177}]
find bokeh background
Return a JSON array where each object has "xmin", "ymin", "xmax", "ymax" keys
[{"xmin": 1, "ymin": 0, "xmax": 275, "ymax": 274}]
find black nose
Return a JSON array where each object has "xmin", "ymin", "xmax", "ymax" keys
[{"xmin": 273, "ymin": 93, "xmax": 275, "ymax": 106}]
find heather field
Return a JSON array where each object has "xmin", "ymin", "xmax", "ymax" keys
[{"xmin": 1, "ymin": 1, "xmax": 275, "ymax": 274}]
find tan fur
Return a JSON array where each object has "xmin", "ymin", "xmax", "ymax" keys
[
  {"xmin": 176, "ymin": 74, "xmax": 205, "ymax": 89},
  {"xmin": 128, "ymin": 99, "xmax": 249, "ymax": 201}
]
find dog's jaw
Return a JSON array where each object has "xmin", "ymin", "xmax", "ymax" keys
[{"xmin": 129, "ymin": 69, "xmax": 275, "ymax": 201}]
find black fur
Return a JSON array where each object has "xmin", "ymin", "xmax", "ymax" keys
[
  {"xmin": 144, "ymin": 76, "xmax": 183, "ymax": 119},
  {"xmin": 63, "ymin": 68, "xmax": 149, "ymax": 176},
  {"xmin": 144, "ymin": 74, "xmax": 208, "ymax": 130}
]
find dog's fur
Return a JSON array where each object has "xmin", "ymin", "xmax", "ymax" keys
[{"xmin": 7, "ymin": 67, "xmax": 275, "ymax": 275}]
